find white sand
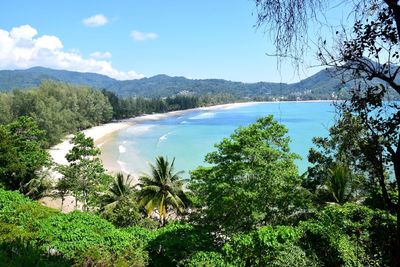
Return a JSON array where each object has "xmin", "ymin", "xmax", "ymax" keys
[
  {"xmin": 49, "ymin": 100, "xmax": 334, "ymax": 175},
  {"xmin": 47, "ymin": 101, "xmax": 261, "ymax": 182},
  {"xmin": 49, "ymin": 122, "xmax": 131, "ymax": 166},
  {"xmin": 44, "ymin": 100, "xmax": 332, "ymax": 212}
]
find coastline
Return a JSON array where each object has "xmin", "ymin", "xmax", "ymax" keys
[
  {"xmin": 49, "ymin": 99, "xmax": 334, "ymax": 172},
  {"xmin": 48, "ymin": 101, "xmax": 261, "ymax": 167},
  {"xmin": 44, "ymin": 100, "xmax": 333, "ymax": 212}
]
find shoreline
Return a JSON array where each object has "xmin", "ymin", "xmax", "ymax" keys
[
  {"xmin": 44, "ymin": 99, "xmax": 333, "ymax": 212},
  {"xmin": 49, "ymin": 99, "xmax": 334, "ymax": 171}
]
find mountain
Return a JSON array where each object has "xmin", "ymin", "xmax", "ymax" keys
[
  {"xmin": 0, "ymin": 67, "xmax": 116, "ymax": 91},
  {"xmin": 0, "ymin": 67, "xmax": 348, "ymax": 99}
]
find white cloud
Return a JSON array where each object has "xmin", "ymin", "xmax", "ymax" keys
[
  {"xmin": 90, "ymin": 51, "xmax": 112, "ymax": 59},
  {"xmin": 130, "ymin": 30, "xmax": 158, "ymax": 41},
  {"xmin": 0, "ymin": 25, "xmax": 143, "ymax": 80},
  {"xmin": 83, "ymin": 14, "xmax": 108, "ymax": 27}
]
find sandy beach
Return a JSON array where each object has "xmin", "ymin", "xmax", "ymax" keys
[
  {"xmin": 48, "ymin": 102, "xmax": 258, "ymax": 172},
  {"xmin": 44, "ymin": 100, "xmax": 333, "ymax": 212},
  {"xmin": 49, "ymin": 100, "xmax": 333, "ymax": 172},
  {"xmin": 49, "ymin": 121, "xmax": 132, "ymax": 166}
]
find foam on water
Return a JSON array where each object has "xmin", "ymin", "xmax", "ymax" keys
[
  {"xmin": 117, "ymin": 160, "xmax": 131, "ymax": 174},
  {"xmin": 103, "ymin": 102, "xmax": 336, "ymax": 176},
  {"xmin": 157, "ymin": 131, "xmax": 174, "ymax": 146},
  {"xmin": 189, "ymin": 112, "xmax": 216, "ymax": 120},
  {"xmin": 125, "ymin": 125, "xmax": 155, "ymax": 135},
  {"xmin": 118, "ymin": 145, "xmax": 126, "ymax": 153}
]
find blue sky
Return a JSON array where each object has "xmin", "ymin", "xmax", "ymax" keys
[{"xmin": 0, "ymin": 0, "xmax": 349, "ymax": 82}]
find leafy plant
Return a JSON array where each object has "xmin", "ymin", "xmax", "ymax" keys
[
  {"xmin": 190, "ymin": 115, "xmax": 308, "ymax": 233},
  {"xmin": 138, "ymin": 156, "xmax": 188, "ymax": 225}
]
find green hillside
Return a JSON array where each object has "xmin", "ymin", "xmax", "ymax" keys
[{"xmin": 0, "ymin": 67, "xmax": 344, "ymax": 99}]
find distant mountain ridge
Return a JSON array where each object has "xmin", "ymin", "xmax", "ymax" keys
[{"xmin": 0, "ymin": 67, "xmax": 345, "ymax": 99}]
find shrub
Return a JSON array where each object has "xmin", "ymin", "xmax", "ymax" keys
[
  {"xmin": 180, "ymin": 251, "xmax": 229, "ymax": 267},
  {"xmin": 222, "ymin": 226, "xmax": 314, "ymax": 266},
  {"xmin": 147, "ymin": 222, "xmax": 216, "ymax": 267},
  {"xmin": 38, "ymin": 211, "xmax": 147, "ymax": 262},
  {"xmin": 299, "ymin": 203, "xmax": 396, "ymax": 266}
]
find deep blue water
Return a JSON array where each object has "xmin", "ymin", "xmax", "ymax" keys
[{"xmin": 100, "ymin": 102, "xmax": 337, "ymax": 177}]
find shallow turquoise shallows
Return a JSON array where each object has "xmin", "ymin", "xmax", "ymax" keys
[{"xmin": 100, "ymin": 102, "xmax": 337, "ymax": 177}]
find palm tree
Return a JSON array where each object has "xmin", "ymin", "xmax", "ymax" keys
[
  {"xmin": 323, "ymin": 163, "xmax": 358, "ymax": 205},
  {"xmin": 138, "ymin": 156, "xmax": 187, "ymax": 225},
  {"xmin": 101, "ymin": 172, "xmax": 135, "ymax": 211},
  {"xmin": 24, "ymin": 171, "xmax": 53, "ymax": 200}
]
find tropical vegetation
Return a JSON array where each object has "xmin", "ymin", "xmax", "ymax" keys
[
  {"xmin": 0, "ymin": 0, "xmax": 399, "ymax": 265},
  {"xmin": 138, "ymin": 156, "xmax": 188, "ymax": 226}
]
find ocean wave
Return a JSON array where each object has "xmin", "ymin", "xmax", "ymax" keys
[
  {"xmin": 117, "ymin": 160, "xmax": 131, "ymax": 174},
  {"xmin": 189, "ymin": 112, "xmax": 216, "ymax": 120},
  {"xmin": 118, "ymin": 145, "xmax": 126, "ymax": 153},
  {"xmin": 96, "ymin": 142, "xmax": 104, "ymax": 148},
  {"xmin": 125, "ymin": 125, "xmax": 155, "ymax": 135},
  {"xmin": 157, "ymin": 131, "xmax": 173, "ymax": 145}
]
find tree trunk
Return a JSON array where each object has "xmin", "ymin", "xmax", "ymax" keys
[
  {"xmin": 60, "ymin": 196, "xmax": 64, "ymax": 212},
  {"xmin": 392, "ymin": 151, "xmax": 400, "ymax": 267},
  {"xmin": 376, "ymin": 152, "xmax": 395, "ymax": 212}
]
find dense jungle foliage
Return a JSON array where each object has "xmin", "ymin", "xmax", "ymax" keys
[{"xmin": 0, "ymin": 111, "xmax": 398, "ymax": 266}]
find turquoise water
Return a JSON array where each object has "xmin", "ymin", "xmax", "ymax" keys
[{"xmin": 100, "ymin": 102, "xmax": 337, "ymax": 177}]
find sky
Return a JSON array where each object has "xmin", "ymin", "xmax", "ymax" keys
[{"xmin": 0, "ymin": 0, "xmax": 350, "ymax": 83}]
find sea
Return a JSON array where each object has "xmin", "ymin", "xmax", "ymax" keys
[{"xmin": 100, "ymin": 101, "xmax": 337, "ymax": 177}]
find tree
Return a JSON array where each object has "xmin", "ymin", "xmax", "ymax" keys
[
  {"xmin": 254, "ymin": 0, "xmax": 323, "ymax": 63},
  {"xmin": 0, "ymin": 116, "xmax": 49, "ymax": 195},
  {"xmin": 254, "ymin": 1, "xmax": 400, "ymax": 262},
  {"xmin": 24, "ymin": 171, "xmax": 53, "ymax": 200},
  {"xmin": 316, "ymin": 163, "xmax": 360, "ymax": 205},
  {"xmin": 138, "ymin": 156, "xmax": 187, "ymax": 226},
  {"xmin": 316, "ymin": 4, "xmax": 400, "ymax": 259},
  {"xmin": 254, "ymin": 1, "xmax": 400, "ymax": 63},
  {"xmin": 101, "ymin": 173, "xmax": 135, "ymax": 211},
  {"xmin": 54, "ymin": 175, "xmax": 71, "ymax": 211},
  {"xmin": 61, "ymin": 132, "xmax": 111, "ymax": 211},
  {"xmin": 190, "ymin": 116, "xmax": 308, "ymax": 234}
]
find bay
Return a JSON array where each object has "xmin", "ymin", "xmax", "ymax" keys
[{"xmin": 100, "ymin": 101, "xmax": 337, "ymax": 177}]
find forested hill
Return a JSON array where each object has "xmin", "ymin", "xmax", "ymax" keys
[{"xmin": 0, "ymin": 67, "xmax": 345, "ymax": 99}]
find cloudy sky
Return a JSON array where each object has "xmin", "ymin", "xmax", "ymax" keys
[{"xmin": 0, "ymin": 0, "xmax": 348, "ymax": 82}]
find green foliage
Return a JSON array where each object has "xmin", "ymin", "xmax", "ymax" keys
[
  {"xmin": 0, "ymin": 239, "xmax": 71, "ymax": 267},
  {"xmin": 180, "ymin": 251, "xmax": 229, "ymax": 267},
  {"xmin": 325, "ymin": 163, "xmax": 358, "ymax": 204},
  {"xmin": 299, "ymin": 203, "xmax": 396, "ymax": 266},
  {"xmin": 0, "ymin": 189, "xmax": 149, "ymax": 266},
  {"xmin": 190, "ymin": 115, "xmax": 308, "ymax": 233},
  {"xmin": 0, "ymin": 201, "xmax": 55, "ymax": 233},
  {"xmin": 100, "ymin": 173, "xmax": 136, "ymax": 211},
  {"xmin": 98, "ymin": 172, "xmax": 152, "ymax": 228},
  {"xmin": 123, "ymin": 226, "xmax": 156, "ymax": 246},
  {"xmin": 0, "ymin": 66, "xmax": 364, "ymax": 100},
  {"xmin": 307, "ymin": 112, "xmax": 396, "ymax": 212},
  {"xmin": 0, "ymin": 81, "xmax": 113, "ymax": 146},
  {"xmin": 0, "ymin": 188, "xmax": 29, "ymax": 209},
  {"xmin": 60, "ymin": 132, "xmax": 111, "ymax": 211},
  {"xmin": 0, "ymin": 117, "xmax": 50, "ymax": 195},
  {"xmin": 222, "ymin": 226, "xmax": 315, "ymax": 267},
  {"xmin": 100, "ymin": 198, "xmax": 144, "ymax": 228},
  {"xmin": 147, "ymin": 222, "xmax": 216, "ymax": 267},
  {"xmin": 315, "ymin": 163, "xmax": 361, "ymax": 205},
  {"xmin": 307, "ymin": 113, "xmax": 368, "ymax": 192},
  {"xmin": 0, "ymin": 189, "xmax": 55, "ymax": 239},
  {"xmin": 138, "ymin": 156, "xmax": 188, "ymax": 225},
  {"xmin": 38, "ymin": 211, "xmax": 148, "ymax": 266},
  {"xmin": 103, "ymin": 90, "xmax": 206, "ymax": 120},
  {"xmin": 0, "ymin": 185, "xmax": 396, "ymax": 266}
]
